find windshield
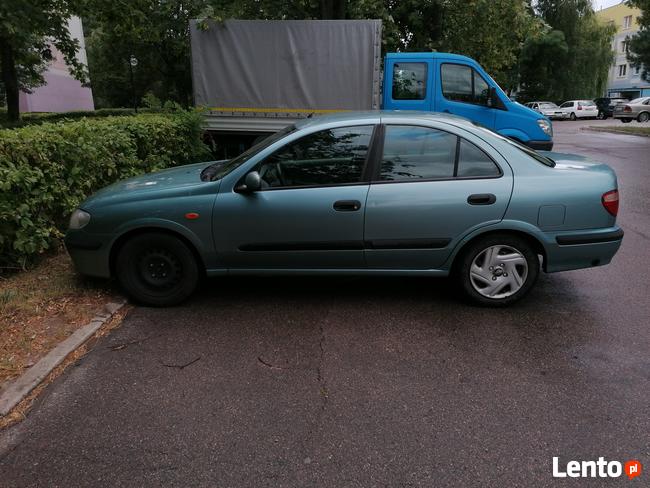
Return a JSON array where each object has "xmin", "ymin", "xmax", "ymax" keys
[
  {"xmin": 539, "ymin": 103, "xmax": 558, "ymax": 109},
  {"xmin": 200, "ymin": 125, "xmax": 297, "ymax": 181}
]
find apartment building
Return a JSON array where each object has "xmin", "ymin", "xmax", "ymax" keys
[{"xmin": 596, "ymin": 1, "xmax": 649, "ymax": 99}]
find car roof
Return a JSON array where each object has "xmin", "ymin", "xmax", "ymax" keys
[
  {"xmin": 294, "ymin": 110, "xmax": 477, "ymax": 130},
  {"xmin": 385, "ymin": 52, "xmax": 476, "ymax": 64}
]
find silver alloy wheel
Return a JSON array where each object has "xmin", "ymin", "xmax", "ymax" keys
[{"xmin": 469, "ymin": 245, "xmax": 528, "ymax": 299}]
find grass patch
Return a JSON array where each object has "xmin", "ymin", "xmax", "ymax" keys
[
  {"xmin": 0, "ymin": 246, "xmax": 119, "ymax": 386},
  {"xmin": 587, "ymin": 126, "xmax": 650, "ymax": 137}
]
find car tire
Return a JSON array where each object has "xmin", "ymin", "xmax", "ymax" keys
[
  {"xmin": 621, "ymin": 118, "xmax": 632, "ymax": 123},
  {"xmin": 456, "ymin": 234, "xmax": 540, "ymax": 307},
  {"xmin": 597, "ymin": 111, "xmax": 605, "ymax": 120},
  {"xmin": 569, "ymin": 112, "xmax": 577, "ymax": 121},
  {"xmin": 638, "ymin": 112, "xmax": 649, "ymax": 123},
  {"xmin": 116, "ymin": 232, "xmax": 199, "ymax": 306}
]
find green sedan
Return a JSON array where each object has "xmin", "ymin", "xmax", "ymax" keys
[{"xmin": 66, "ymin": 112, "xmax": 623, "ymax": 307}]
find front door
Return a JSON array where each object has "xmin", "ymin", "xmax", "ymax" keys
[
  {"xmin": 364, "ymin": 124, "xmax": 513, "ymax": 270},
  {"xmin": 435, "ymin": 62, "xmax": 496, "ymax": 129},
  {"xmin": 213, "ymin": 125, "xmax": 376, "ymax": 269}
]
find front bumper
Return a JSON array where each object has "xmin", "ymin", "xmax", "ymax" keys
[
  {"xmin": 64, "ymin": 230, "xmax": 112, "ymax": 278},
  {"xmin": 544, "ymin": 227, "xmax": 623, "ymax": 273},
  {"xmin": 527, "ymin": 140, "xmax": 554, "ymax": 151}
]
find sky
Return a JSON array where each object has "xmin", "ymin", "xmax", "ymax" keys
[{"xmin": 592, "ymin": 0, "xmax": 625, "ymax": 11}]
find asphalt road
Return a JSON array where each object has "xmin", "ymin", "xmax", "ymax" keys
[{"xmin": 1, "ymin": 119, "xmax": 649, "ymax": 487}]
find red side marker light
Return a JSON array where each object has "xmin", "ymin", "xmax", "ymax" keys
[
  {"xmin": 185, "ymin": 212, "xmax": 200, "ymax": 220},
  {"xmin": 602, "ymin": 190, "xmax": 619, "ymax": 217}
]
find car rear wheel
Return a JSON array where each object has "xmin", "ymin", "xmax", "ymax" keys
[
  {"xmin": 569, "ymin": 112, "xmax": 577, "ymax": 121},
  {"xmin": 456, "ymin": 234, "xmax": 540, "ymax": 307},
  {"xmin": 638, "ymin": 112, "xmax": 649, "ymax": 123},
  {"xmin": 116, "ymin": 232, "xmax": 199, "ymax": 306}
]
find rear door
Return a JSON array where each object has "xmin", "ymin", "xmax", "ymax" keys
[
  {"xmin": 435, "ymin": 62, "xmax": 497, "ymax": 129},
  {"xmin": 364, "ymin": 123, "xmax": 513, "ymax": 270},
  {"xmin": 383, "ymin": 58, "xmax": 433, "ymax": 112}
]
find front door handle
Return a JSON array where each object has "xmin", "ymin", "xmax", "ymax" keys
[
  {"xmin": 467, "ymin": 193, "xmax": 496, "ymax": 205},
  {"xmin": 333, "ymin": 200, "xmax": 361, "ymax": 212}
]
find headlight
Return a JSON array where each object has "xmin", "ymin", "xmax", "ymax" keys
[
  {"xmin": 537, "ymin": 119, "xmax": 553, "ymax": 137},
  {"xmin": 69, "ymin": 209, "xmax": 91, "ymax": 229}
]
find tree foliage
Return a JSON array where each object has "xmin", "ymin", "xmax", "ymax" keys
[
  {"xmin": 0, "ymin": 0, "xmax": 88, "ymax": 120},
  {"xmin": 627, "ymin": 0, "xmax": 650, "ymax": 81},
  {"xmin": 518, "ymin": 0, "xmax": 615, "ymax": 101}
]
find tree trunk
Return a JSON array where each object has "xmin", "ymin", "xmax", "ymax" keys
[{"xmin": 0, "ymin": 37, "xmax": 20, "ymax": 121}]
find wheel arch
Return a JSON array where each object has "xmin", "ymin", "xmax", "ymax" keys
[
  {"xmin": 109, "ymin": 226, "xmax": 207, "ymax": 278},
  {"xmin": 449, "ymin": 228, "xmax": 548, "ymax": 273}
]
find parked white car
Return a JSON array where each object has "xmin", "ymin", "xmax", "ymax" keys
[
  {"xmin": 558, "ymin": 100, "xmax": 599, "ymax": 120},
  {"xmin": 524, "ymin": 101, "xmax": 568, "ymax": 120}
]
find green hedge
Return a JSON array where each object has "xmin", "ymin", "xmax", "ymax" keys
[
  {"xmin": 0, "ymin": 111, "xmax": 210, "ymax": 269},
  {"xmin": 0, "ymin": 108, "xmax": 166, "ymax": 129}
]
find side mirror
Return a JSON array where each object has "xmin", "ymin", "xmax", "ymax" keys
[{"xmin": 235, "ymin": 171, "xmax": 262, "ymax": 193}]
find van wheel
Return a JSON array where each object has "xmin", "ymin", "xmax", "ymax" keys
[
  {"xmin": 456, "ymin": 234, "xmax": 539, "ymax": 307},
  {"xmin": 569, "ymin": 112, "xmax": 577, "ymax": 121},
  {"xmin": 638, "ymin": 112, "xmax": 649, "ymax": 123},
  {"xmin": 116, "ymin": 232, "xmax": 199, "ymax": 306}
]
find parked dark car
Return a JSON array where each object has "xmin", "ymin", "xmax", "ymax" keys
[{"xmin": 594, "ymin": 97, "xmax": 629, "ymax": 120}]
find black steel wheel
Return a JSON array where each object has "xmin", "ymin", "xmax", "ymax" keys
[{"xmin": 116, "ymin": 232, "xmax": 199, "ymax": 306}]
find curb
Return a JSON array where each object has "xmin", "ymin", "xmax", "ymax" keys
[{"xmin": 0, "ymin": 300, "xmax": 127, "ymax": 417}]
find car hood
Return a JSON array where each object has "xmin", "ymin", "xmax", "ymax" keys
[{"xmin": 82, "ymin": 161, "xmax": 221, "ymax": 210}]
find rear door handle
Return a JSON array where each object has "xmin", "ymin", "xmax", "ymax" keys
[
  {"xmin": 467, "ymin": 193, "xmax": 496, "ymax": 205},
  {"xmin": 333, "ymin": 200, "xmax": 361, "ymax": 212}
]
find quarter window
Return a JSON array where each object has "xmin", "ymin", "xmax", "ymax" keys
[
  {"xmin": 457, "ymin": 139, "xmax": 500, "ymax": 177},
  {"xmin": 256, "ymin": 125, "xmax": 374, "ymax": 188},
  {"xmin": 380, "ymin": 126, "xmax": 457, "ymax": 181},
  {"xmin": 441, "ymin": 64, "xmax": 492, "ymax": 106},
  {"xmin": 392, "ymin": 63, "xmax": 427, "ymax": 100}
]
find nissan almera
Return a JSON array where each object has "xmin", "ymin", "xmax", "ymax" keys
[{"xmin": 65, "ymin": 112, "xmax": 623, "ymax": 307}]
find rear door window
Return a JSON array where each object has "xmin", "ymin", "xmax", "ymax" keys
[
  {"xmin": 380, "ymin": 126, "xmax": 456, "ymax": 180},
  {"xmin": 392, "ymin": 63, "xmax": 427, "ymax": 100},
  {"xmin": 441, "ymin": 64, "xmax": 492, "ymax": 106}
]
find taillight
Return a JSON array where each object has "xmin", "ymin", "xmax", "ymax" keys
[
  {"xmin": 577, "ymin": 105, "xmax": 583, "ymax": 110},
  {"xmin": 602, "ymin": 190, "xmax": 619, "ymax": 216},
  {"xmin": 624, "ymin": 105, "xmax": 632, "ymax": 112}
]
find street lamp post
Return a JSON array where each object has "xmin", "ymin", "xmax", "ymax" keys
[{"xmin": 129, "ymin": 55, "xmax": 138, "ymax": 113}]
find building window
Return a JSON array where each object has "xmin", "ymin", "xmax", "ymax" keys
[
  {"xmin": 633, "ymin": 66, "xmax": 641, "ymax": 76},
  {"xmin": 623, "ymin": 15, "xmax": 632, "ymax": 29},
  {"xmin": 617, "ymin": 64, "xmax": 627, "ymax": 77},
  {"xmin": 621, "ymin": 40, "xmax": 629, "ymax": 53}
]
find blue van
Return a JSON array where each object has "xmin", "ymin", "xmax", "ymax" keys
[{"xmin": 383, "ymin": 52, "xmax": 553, "ymax": 150}]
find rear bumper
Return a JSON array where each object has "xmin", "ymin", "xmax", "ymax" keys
[
  {"xmin": 527, "ymin": 140, "xmax": 554, "ymax": 151},
  {"xmin": 545, "ymin": 227, "xmax": 623, "ymax": 273}
]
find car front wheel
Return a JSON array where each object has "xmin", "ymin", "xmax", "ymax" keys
[
  {"xmin": 116, "ymin": 232, "xmax": 199, "ymax": 306},
  {"xmin": 457, "ymin": 234, "xmax": 540, "ymax": 307},
  {"xmin": 621, "ymin": 118, "xmax": 632, "ymax": 123},
  {"xmin": 569, "ymin": 112, "xmax": 577, "ymax": 121}
]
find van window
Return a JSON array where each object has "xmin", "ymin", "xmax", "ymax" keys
[
  {"xmin": 392, "ymin": 63, "xmax": 427, "ymax": 100},
  {"xmin": 441, "ymin": 64, "xmax": 491, "ymax": 106}
]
